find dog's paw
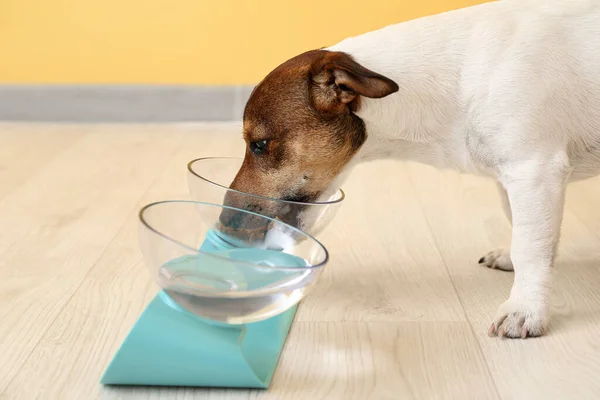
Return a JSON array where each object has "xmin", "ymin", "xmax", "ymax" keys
[
  {"xmin": 478, "ymin": 248, "xmax": 513, "ymax": 271},
  {"xmin": 488, "ymin": 299, "xmax": 548, "ymax": 339}
]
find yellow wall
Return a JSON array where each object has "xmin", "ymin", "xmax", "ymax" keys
[{"xmin": 0, "ymin": 0, "xmax": 490, "ymax": 85}]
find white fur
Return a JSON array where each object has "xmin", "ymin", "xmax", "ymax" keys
[{"xmin": 327, "ymin": 0, "xmax": 600, "ymax": 337}]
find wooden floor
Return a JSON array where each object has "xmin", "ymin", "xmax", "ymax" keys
[{"xmin": 1, "ymin": 123, "xmax": 600, "ymax": 400}]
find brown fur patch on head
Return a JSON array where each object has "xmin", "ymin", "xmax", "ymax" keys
[{"xmin": 226, "ymin": 49, "xmax": 398, "ymax": 219}]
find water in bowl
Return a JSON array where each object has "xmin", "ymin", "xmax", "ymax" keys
[{"xmin": 157, "ymin": 248, "xmax": 317, "ymax": 324}]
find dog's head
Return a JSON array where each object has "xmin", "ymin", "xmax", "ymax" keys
[{"xmin": 221, "ymin": 49, "xmax": 398, "ymax": 234}]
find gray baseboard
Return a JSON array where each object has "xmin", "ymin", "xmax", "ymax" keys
[{"xmin": 0, "ymin": 85, "xmax": 254, "ymax": 122}]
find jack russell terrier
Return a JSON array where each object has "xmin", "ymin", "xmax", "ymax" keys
[{"xmin": 226, "ymin": 0, "xmax": 600, "ymax": 339}]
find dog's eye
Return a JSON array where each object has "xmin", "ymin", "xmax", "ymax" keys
[{"xmin": 249, "ymin": 139, "xmax": 269, "ymax": 155}]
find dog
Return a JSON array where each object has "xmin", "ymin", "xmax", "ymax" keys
[{"xmin": 226, "ymin": 0, "xmax": 600, "ymax": 339}]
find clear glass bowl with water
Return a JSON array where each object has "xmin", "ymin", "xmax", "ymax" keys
[
  {"xmin": 139, "ymin": 200, "xmax": 329, "ymax": 325},
  {"xmin": 187, "ymin": 157, "xmax": 344, "ymax": 236}
]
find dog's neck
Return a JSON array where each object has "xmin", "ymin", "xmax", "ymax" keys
[{"xmin": 327, "ymin": 6, "xmax": 487, "ymax": 173}]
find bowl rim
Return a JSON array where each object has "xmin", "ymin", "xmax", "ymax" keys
[
  {"xmin": 187, "ymin": 156, "xmax": 346, "ymax": 206},
  {"xmin": 138, "ymin": 199, "xmax": 329, "ymax": 271}
]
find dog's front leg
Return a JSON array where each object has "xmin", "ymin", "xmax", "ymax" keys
[
  {"xmin": 479, "ymin": 183, "xmax": 513, "ymax": 271},
  {"xmin": 489, "ymin": 157, "xmax": 569, "ymax": 338}
]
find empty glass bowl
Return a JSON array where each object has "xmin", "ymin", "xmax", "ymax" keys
[
  {"xmin": 139, "ymin": 200, "xmax": 328, "ymax": 324},
  {"xmin": 187, "ymin": 157, "xmax": 344, "ymax": 237}
]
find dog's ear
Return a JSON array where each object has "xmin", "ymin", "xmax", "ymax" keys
[{"xmin": 310, "ymin": 51, "xmax": 398, "ymax": 112}]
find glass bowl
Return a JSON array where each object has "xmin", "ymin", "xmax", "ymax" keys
[
  {"xmin": 138, "ymin": 200, "xmax": 328, "ymax": 325},
  {"xmin": 186, "ymin": 157, "xmax": 344, "ymax": 237}
]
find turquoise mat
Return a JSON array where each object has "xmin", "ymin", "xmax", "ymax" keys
[{"xmin": 100, "ymin": 229, "xmax": 304, "ymax": 388}]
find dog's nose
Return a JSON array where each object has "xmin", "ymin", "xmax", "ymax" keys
[{"xmin": 219, "ymin": 204, "xmax": 264, "ymax": 227}]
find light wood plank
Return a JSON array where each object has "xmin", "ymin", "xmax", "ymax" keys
[
  {"xmin": 296, "ymin": 160, "xmax": 466, "ymax": 323},
  {"xmin": 0, "ymin": 125, "xmax": 187, "ymax": 393},
  {"xmin": 268, "ymin": 321, "xmax": 499, "ymax": 400},
  {"xmin": 0, "ymin": 124, "xmax": 83, "ymax": 200},
  {"xmin": 565, "ymin": 176, "xmax": 600, "ymax": 238}
]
